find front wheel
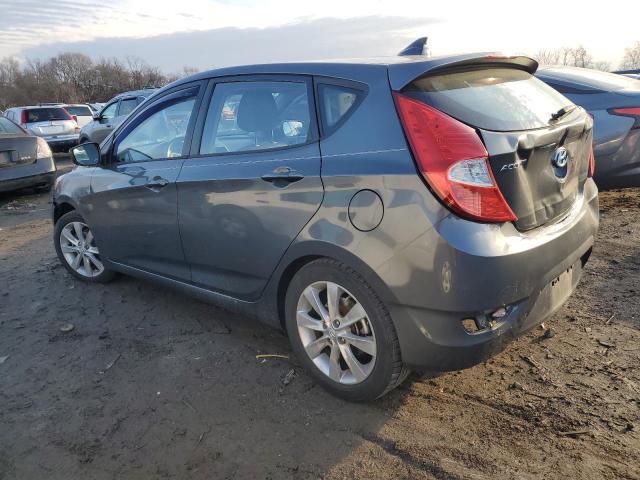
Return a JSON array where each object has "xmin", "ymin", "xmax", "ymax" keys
[
  {"xmin": 285, "ymin": 259, "xmax": 408, "ymax": 401},
  {"xmin": 54, "ymin": 210, "xmax": 115, "ymax": 283}
]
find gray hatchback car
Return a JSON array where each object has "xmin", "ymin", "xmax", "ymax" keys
[{"xmin": 53, "ymin": 53, "xmax": 599, "ymax": 401}]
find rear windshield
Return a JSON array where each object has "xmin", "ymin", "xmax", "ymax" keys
[
  {"xmin": 540, "ymin": 67, "xmax": 640, "ymax": 92},
  {"xmin": 0, "ymin": 117, "xmax": 24, "ymax": 134},
  {"xmin": 25, "ymin": 108, "xmax": 70, "ymax": 123},
  {"xmin": 65, "ymin": 105, "xmax": 92, "ymax": 116},
  {"xmin": 404, "ymin": 68, "xmax": 574, "ymax": 131}
]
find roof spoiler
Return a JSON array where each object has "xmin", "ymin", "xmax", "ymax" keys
[
  {"xmin": 398, "ymin": 37, "xmax": 429, "ymax": 56},
  {"xmin": 389, "ymin": 52, "xmax": 539, "ymax": 90}
]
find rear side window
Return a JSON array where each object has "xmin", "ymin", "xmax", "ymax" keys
[
  {"xmin": 65, "ymin": 106, "xmax": 92, "ymax": 116},
  {"xmin": 0, "ymin": 117, "xmax": 23, "ymax": 134},
  {"xmin": 404, "ymin": 68, "xmax": 573, "ymax": 131},
  {"xmin": 25, "ymin": 108, "xmax": 70, "ymax": 123},
  {"xmin": 200, "ymin": 81, "xmax": 311, "ymax": 155},
  {"xmin": 318, "ymin": 84, "xmax": 362, "ymax": 130}
]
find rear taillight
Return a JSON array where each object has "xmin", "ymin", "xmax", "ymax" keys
[
  {"xmin": 588, "ymin": 143, "xmax": 595, "ymax": 178},
  {"xmin": 393, "ymin": 92, "xmax": 517, "ymax": 223},
  {"xmin": 610, "ymin": 107, "xmax": 640, "ymax": 129},
  {"xmin": 36, "ymin": 136, "xmax": 52, "ymax": 159},
  {"xmin": 20, "ymin": 110, "xmax": 27, "ymax": 128}
]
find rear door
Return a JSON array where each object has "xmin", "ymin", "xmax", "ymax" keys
[
  {"xmin": 402, "ymin": 66, "xmax": 592, "ymax": 230},
  {"xmin": 177, "ymin": 75, "xmax": 323, "ymax": 300},
  {"xmin": 86, "ymin": 83, "xmax": 203, "ymax": 279}
]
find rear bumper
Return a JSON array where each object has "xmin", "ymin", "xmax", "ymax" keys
[
  {"xmin": 0, "ymin": 155, "xmax": 56, "ymax": 193},
  {"xmin": 391, "ymin": 179, "xmax": 599, "ymax": 370},
  {"xmin": 0, "ymin": 170, "xmax": 56, "ymax": 193},
  {"xmin": 42, "ymin": 134, "xmax": 79, "ymax": 152}
]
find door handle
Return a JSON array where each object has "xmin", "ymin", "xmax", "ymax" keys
[
  {"xmin": 261, "ymin": 167, "xmax": 304, "ymax": 185},
  {"xmin": 145, "ymin": 176, "xmax": 169, "ymax": 190}
]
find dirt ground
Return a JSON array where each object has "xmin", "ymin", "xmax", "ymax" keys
[{"xmin": 1, "ymin": 156, "xmax": 638, "ymax": 480}]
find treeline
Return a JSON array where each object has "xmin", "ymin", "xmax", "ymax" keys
[
  {"xmin": 0, "ymin": 53, "xmax": 198, "ymax": 110},
  {"xmin": 535, "ymin": 41, "xmax": 640, "ymax": 71}
]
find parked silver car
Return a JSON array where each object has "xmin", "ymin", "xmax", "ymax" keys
[
  {"xmin": 63, "ymin": 104, "xmax": 94, "ymax": 128},
  {"xmin": 3, "ymin": 106, "xmax": 79, "ymax": 152},
  {"xmin": 79, "ymin": 89, "xmax": 157, "ymax": 144}
]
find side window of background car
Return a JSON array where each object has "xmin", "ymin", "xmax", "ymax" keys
[
  {"xmin": 101, "ymin": 102, "xmax": 118, "ymax": 121},
  {"xmin": 118, "ymin": 98, "xmax": 138, "ymax": 118},
  {"xmin": 199, "ymin": 81, "xmax": 311, "ymax": 155},
  {"xmin": 317, "ymin": 84, "xmax": 363, "ymax": 134},
  {"xmin": 114, "ymin": 96, "xmax": 196, "ymax": 163}
]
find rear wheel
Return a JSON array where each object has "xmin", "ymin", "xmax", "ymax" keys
[
  {"xmin": 285, "ymin": 259, "xmax": 408, "ymax": 401},
  {"xmin": 54, "ymin": 211, "xmax": 115, "ymax": 283}
]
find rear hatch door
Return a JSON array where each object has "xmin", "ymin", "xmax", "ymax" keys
[
  {"xmin": 400, "ymin": 64, "xmax": 592, "ymax": 230},
  {"xmin": 25, "ymin": 107, "xmax": 75, "ymax": 136}
]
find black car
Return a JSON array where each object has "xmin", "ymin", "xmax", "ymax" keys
[{"xmin": 0, "ymin": 116, "xmax": 56, "ymax": 193}]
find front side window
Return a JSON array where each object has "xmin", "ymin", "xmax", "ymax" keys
[
  {"xmin": 200, "ymin": 81, "xmax": 311, "ymax": 155},
  {"xmin": 115, "ymin": 96, "xmax": 196, "ymax": 163},
  {"xmin": 118, "ymin": 98, "xmax": 138, "ymax": 118},
  {"xmin": 101, "ymin": 102, "xmax": 118, "ymax": 120}
]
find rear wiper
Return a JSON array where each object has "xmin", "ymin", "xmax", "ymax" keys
[{"xmin": 549, "ymin": 105, "xmax": 577, "ymax": 122}]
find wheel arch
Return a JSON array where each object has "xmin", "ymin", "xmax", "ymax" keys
[
  {"xmin": 53, "ymin": 200, "xmax": 77, "ymax": 224},
  {"xmin": 268, "ymin": 241, "xmax": 397, "ymax": 331}
]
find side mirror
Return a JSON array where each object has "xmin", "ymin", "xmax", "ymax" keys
[
  {"xmin": 92, "ymin": 112, "xmax": 100, "ymax": 120},
  {"xmin": 70, "ymin": 143, "xmax": 100, "ymax": 166}
]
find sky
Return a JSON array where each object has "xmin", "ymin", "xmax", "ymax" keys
[{"xmin": 0, "ymin": 0, "xmax": 639, "ymax": 72}]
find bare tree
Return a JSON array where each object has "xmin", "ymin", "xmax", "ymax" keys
[
  {"xmin": 0, "ymin": 53, "xmax": 192, "ymax": 110},
  {"xmin": 620, "ymin": 41, "xmax": 640, "ymax": 70}
]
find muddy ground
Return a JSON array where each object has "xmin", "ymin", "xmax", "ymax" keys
[{"xmin": 1, "ymin": 156, "xmax": 638, "ymax": 480}]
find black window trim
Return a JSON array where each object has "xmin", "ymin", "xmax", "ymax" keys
[
  {"xmin": 313, "ymin": 76, "xmax": 368, "ymax": 139},
  {"xmin": 105, "ymin": 81, "xmax": 205, "ymax": 166},
  {"xmin": 187, "ymin": 74, "xmax": 320, "ymax": 160}
]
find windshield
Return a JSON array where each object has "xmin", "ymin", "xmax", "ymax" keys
[{"xmin": 404, "ymin": 68, "xmax": 575, "ymax": 131}]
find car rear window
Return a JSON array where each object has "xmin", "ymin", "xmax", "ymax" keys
[
  {"xmin": 0, "ymin": 117, "xmax": 24, "ymax": 134},
  {"xmin": 318, "ymin": 84, "xmax": 363, "ymax": 131},
  {"xmin": 65, "ymin": 105, "xmax": 92, "ymax": 116},
  {"xmin": 404, "ymin": 68, "xmax": 573, "ymax": 131},
  {"xmin": 25, "ymin": 108, "xmax": 70, "ymax": 123}
]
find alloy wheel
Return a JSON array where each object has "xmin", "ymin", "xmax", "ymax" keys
[
  {"xmin": 296, "ymin": 281, "xmax": 376, "ymax": 384},
  {"xmin": 59, "ymin": 221, "xmax": 105, "ymax": 278}
]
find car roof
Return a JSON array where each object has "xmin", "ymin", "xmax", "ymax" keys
[
  {"xmin": 110, "ymin": 88, "xmax": 158, "ymax": 101},
  {"xmin": 536, "ymin": 66, "xmax": 640, "ymax": 92},
  {"xmin": 162, "ymin": 52, "xmax": 538, "ymax": 93}
]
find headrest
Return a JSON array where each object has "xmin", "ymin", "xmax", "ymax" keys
[{"xmin": 236, "ymin": 91, "xmax": 279, "ymax": 133}]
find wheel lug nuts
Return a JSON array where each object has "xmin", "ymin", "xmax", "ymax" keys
[{"xmin": 333, "ymin": 320, "xmax": 340, "ymax": 328}]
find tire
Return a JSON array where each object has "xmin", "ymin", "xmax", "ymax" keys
[
  {"xmin": 285, "ymin": 258, "xmax": 409, "ymax": 401},
  {"xmin": 54, "ymin": 210, "xmax": 115, "ymax": 283}
]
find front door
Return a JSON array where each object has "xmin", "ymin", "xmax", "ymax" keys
[
  {"xmin": 177, "ymin": 76, "xmax": 323, "ymax": 300},
  {"xmin": 86, "ymin": 85, "xmax": 202, "ymax": 280}
]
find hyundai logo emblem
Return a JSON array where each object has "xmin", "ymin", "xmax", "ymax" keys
[
  {"xmin": 552, "ymin": 147, "xmax": 569, "ymax": 169},
  {"xmin": 551, "ymin": 146, "xmax": 570, "ymax": 180}
]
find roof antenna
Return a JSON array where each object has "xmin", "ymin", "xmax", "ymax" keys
[{"xmin": 398, "ymin": 37, "xmax": 429, "ymax": 56}]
